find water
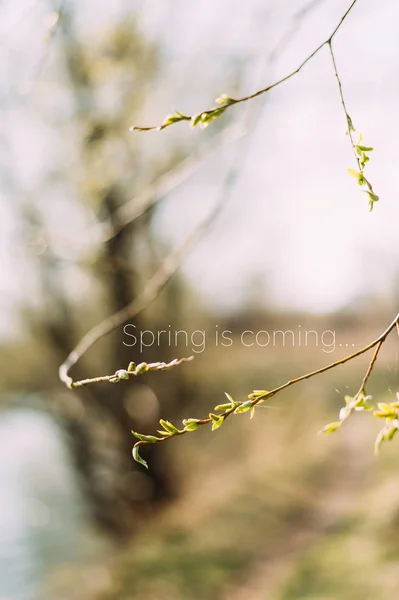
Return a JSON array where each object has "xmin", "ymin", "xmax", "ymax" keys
[{"xmin": 0, "ymin": 406, "xmax": 109, "ymax": 600}]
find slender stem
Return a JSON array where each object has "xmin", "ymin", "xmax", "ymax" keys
[
  {"xmin": 134, "ymin": 311, "xmax": 399, "ymax": 454},
  {"xmin": 357, "ymin": 340, "xmax": 383, "ymax": 395},
  {"xmin": 252, "ymin": 312, "xmax": 399, "ymax": 406},
  {"xmin": 327, "ymin": 40, "xmax": 376, "ymax": 197},
  {"xmin": 328, "ymin": 0, "xmax": 357, "ymax": 40},
  {"xmin": 133, "ymin": 0, "xmax": 359, "ymax": 132},
  {"xmin": 70, "ymin": 357, "xmax": 193, "ymax": 388},
  {"xmin": 59, "ymin": 199, "xmax": 223, "ymax": 388},
  {"xmin": 233, "ymin": 0, "xmax": 357, "ymax": 107},
  {"xmin": 327, "ymin": 41, "xmax": 360, "ymax": 168}
]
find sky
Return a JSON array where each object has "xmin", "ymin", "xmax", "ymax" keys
[{"xmin": 1, "ymin": 0, "xmax": 399, "ymax": 335}]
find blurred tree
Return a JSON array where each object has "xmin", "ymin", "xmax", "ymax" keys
[{"xmin": 1, "ymin": 2, "xmax": 193, "ymax": 537}]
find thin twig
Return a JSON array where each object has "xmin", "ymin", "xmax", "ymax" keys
[
  {"xmin": 59, "ymin": 196, "xmax": 224, "ymax": 388},
  {"xmin": 61, "ymin": 0, "xmax": 314, "ymax": 388},
  {"xmin": 70, "ymin": 356, "xmax": 193, "ymax": 388},
  {"xmin": 357, "ymin": 340, "xmax": 383, "ymax": 395},
  {"xmin": 327, "ymin": 42, "xmax": 361, "ymax": 170},
  {"xmin": 131, "ymin": 0, "xmax": 358, "ymax": 132},
  {"xmin": 95, "ymin": 122, "xmax": 247, "ymax": 243},
  {"xmin": 132, "ymin": 312, "xmax": 399, "ymax": 466},
  {"xmin": 253, "ymin": 316, "xmax": 398, "ymax": 405},
  {"xmin": 327, "ymin": 40, "xmax": 379, "ymax": 209},
  {"xmin": 99, "ymin": 0, "xmax": 328, "ymax": 243}
]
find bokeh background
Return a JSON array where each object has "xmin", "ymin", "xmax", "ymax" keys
[{"xmin": 1, "ymin": 0, "xmax": 399, "ymax": 598}]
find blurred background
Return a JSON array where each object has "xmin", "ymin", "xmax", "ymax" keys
[{"xmin": 1, "ymin": 0, "xmax": 399, "ymax": 598}]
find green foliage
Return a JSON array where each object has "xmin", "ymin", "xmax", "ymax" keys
[
  {"xmin": 373, "ymin": 395, "xmax": 399, "ymax": 454},
  {"xmin": 347, "ymin": 134, "xmax": 379, "ymax": 211},
  {"xmin": 132, "ymin": 445, "xmax": 148, "ymax": 469},
  {"xmin": 320, "ymin": 392, "xmax": 373, "ymax": 434},
  {"xmin": 131, "ymin": 94, "xmax": 237, "ymax": 132},
  {"xmin": 319, "ymin": 421, "xmax": 342, "ymax": 434},
  {"xmin": 132, "ymin": 389, "xmax": 272, "ymax": 467},
  {"xmin": 321, "ymin": 392, "xmax": 399, "ymax": 456}
]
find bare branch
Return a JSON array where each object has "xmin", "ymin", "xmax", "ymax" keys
[
  {"xmin": 70, "ymin": 356, "xmax": 193, "ymax": 388},
  {"xmin": 95, "ymin": 122, "xmax": 247, "ymax": 243},
  {"xmin": 59, "ymin": 194, "xmax": 224, "ymax": 388}
]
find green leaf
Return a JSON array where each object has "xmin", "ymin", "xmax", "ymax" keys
[
  {"xmin": 359, "ymin": 152, "xmax": 370, "ymax": 169},
  {"xmin": 377, "ymin": 402, "xmax": 392, "ymax": 412},
  {"xmin": 210, "ymin": 107, "xmax": 226, "ymax": 119},
  {"xmin": 364, "ymin": 190, "xmax": 379, "ymax": 204},
  {"xmin": 215, "ymin": 94, "xmax": 234, "ymax": 105},
  {"xmin": 209, "ymin": 412, "xmax": 221, "ymax": 422},
  {"xmin": 214, "ymin": 403, "xmax": 234, "ymax": 411},
  {"xmin": 355, "ymin": 403, "xmax": 373, "ymax": 412},
  {"xmin": 116, "ymin": 369, "xmax": 130, "ymax": 380},
  {"xmin": 353, "ymin": 393, "xmax": 373, "ymax": 410},
  {"xmin": 182, "ymin": 418, "xmax": 200, "ymax": 431},
  {"xmin": 347, "ymin": 116, "xmax": 355, "ymax": 132},
  {"xmin": 133, "ymin": 445, "xmax": 148, "ymax": 469},
  {"xmin": 159, "ymin": 419, "xmax": 180, "ymax": 434},
  {"xmin": 373, "ymin": 402, "xmax": 395, "ymax": 418},
  {"xmin": 248, "ymin": 390, "xmax": 269, "ymax": 400},
  {"xmin": 190, "ymin": 114, "xmax": 202, "ymax": 128},
  {"xmin": 161, "ymin": 113, "xmax": 181, "ymax": 127},
  {"xmin": 319, "ymin": 421, "xmax": 342, "ymax": 435},
  {"xmin": 347, "ymin": 168, "xmax": 360, "ymax": 179},
  {"xmin": 224, "ymin": 392, "xmax": 234, "ymax": 403},
  {"xmin": 210, "ymin": 414, "xmax": 224, "ymax": 430},
  {"xmin": 356, "ymin": 145, "xmax": 374, "ymax": 152},
  {"xmin": 132, "ymin": 432, "xmax": 160, "ymax": 443},
  {"xmin": 234, "ymin": 401, "xmax": 253, "ymax": 414},
  {"xmin": 198, "ymin": 108, "xmax": 226, "ymax": 129}
]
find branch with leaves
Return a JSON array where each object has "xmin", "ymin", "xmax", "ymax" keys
[
  {"xmin": 59, "ymin": 0, "xmax": 303, "ymax": 392},
  {"xmin": 95, "ymin": 0, "xmax": 327, "ymax": 244},
  {"xmin": 131, "ymin": 1, "xmax": 358, "ymax": 132},
  {"xmin": 132, "ymin": 312, "xmax": 399, "ymax": 468},
  {"xmin": 59, "ymin": 0, "xmax": 395, "ymax": 468},
  {"xmin": 328, "ymin": 42, "xmax": 379, "ymax": 210},
  {"xmin": 131, "ymin": 0, "xmax": 379, "ymax": 212}
]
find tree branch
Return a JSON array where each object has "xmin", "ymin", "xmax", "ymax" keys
[
  {"xmin": 132, "ymin": 312, "xmax": 399, "ymax": 467},
  {"xmin": 61, "ymin": 0, "xmax": 315, "ymax": 388},
  {"xmin": 327, "ymin": 41, "xmax": 379, "ymax": 210},
  {"xmin": 59, "ymin": 194, "xmax": 224, "ymax": 388},
  {"xmin": 131, "ymin": 0, "xmax": 358, "ymax": 132},
  {"xmin": 95, "ymin": 122, "xmax": 247, "ymax": 243},
  {"xmin": 69, "ymin": 356, "xmax": 193, "ymax": 388}
]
